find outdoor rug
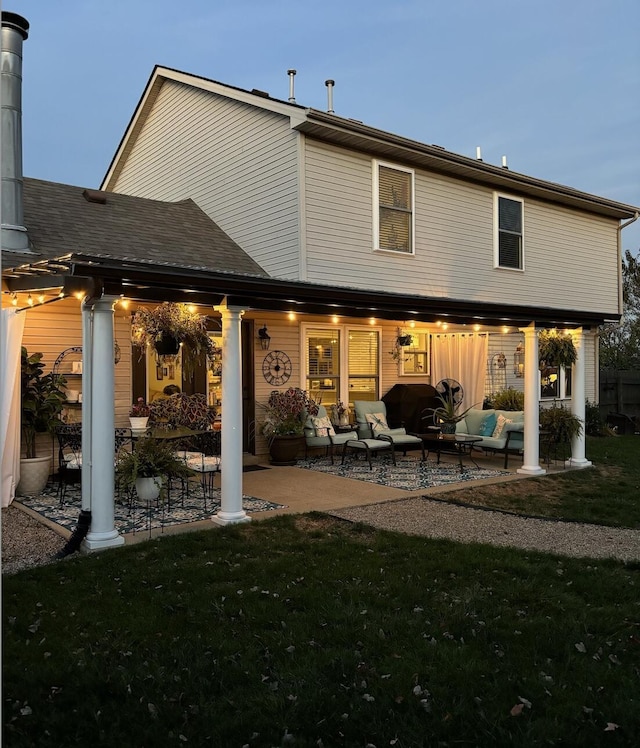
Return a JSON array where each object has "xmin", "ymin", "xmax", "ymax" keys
[
  {"xmin": 18, "ymin": 483, "xmax": 286, "ymax": 536},
  {"xmin": 295, "ymin": 455, "xmax": 510, "ymax": 491}
]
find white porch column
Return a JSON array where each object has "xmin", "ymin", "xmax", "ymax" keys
[
  {"xmin": 567, "ymin": 328, "xmax": 592, "ymax": 468},
  {"xmin": 80, "ymin": 301, "xmax": 93, "ymax": 513},
  {"xmin": 211, "ymin": 302, "xmax": 250, "ymax": 526},
  {"xmin": 84, "ymin": 297, "xmax": 124, "ymax": 550},
  {"xmin": 518, "ymin": 324, "xmax": 546, "ymax": 476}
]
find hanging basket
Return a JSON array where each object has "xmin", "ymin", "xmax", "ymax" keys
[
  {"xmin": 154, "ymin": 334, "xmax": 181, "ymax": 356},
  {"xmin": 538, "ymin": 330, "xmax": 577, "ymax": 370},
  {"xmin": 397, "ymin": 334, "xmax": 413, "ymax": 347}
]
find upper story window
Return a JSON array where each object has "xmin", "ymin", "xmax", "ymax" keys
[
  {"xmin": 495, "ymin": 194, "xmax": 524, "ymax": 270},
  {"xmin": 373, "ymin": 161, "xmax": 415, "ymax": 254}
]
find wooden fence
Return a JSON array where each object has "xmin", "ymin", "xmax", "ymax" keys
[{"xmin": 599, "ymin": 370, "xmax": 640, "ymax": 421}]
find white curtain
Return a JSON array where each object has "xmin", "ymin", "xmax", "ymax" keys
[
  {"xmin": 431, "ymin": 333, "xmax": 488, "ymax": 410},
  {"xmin": 1, "ymin": 308, "xmax": 26, "ymax": 506}
]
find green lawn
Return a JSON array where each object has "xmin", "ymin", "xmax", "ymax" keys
[
  {"xmin": 438, "ymin": 436, "xmax": 640, "ymax": 529},
  {"xmin": 4, "ymin": 509, "xmax": 640, "ymax": 746}
]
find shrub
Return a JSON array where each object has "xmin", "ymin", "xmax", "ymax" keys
[
  {"xmin": 584, "ymin": 399, "xmax": 607, "ymax": 436},
  {"xmin": 486, "ymin": 387, "xmax": 525, "ymax": 411}
]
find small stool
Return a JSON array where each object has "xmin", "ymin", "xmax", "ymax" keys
[{"xmin": 341, "ymin": 437, "xmax": 396, "ymax": 470}]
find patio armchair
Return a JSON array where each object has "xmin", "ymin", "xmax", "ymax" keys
[
  {"xmin": 303, "ymin": 404, "xmax": 358, "ymax": 464},
  {"xmin": 353, "ymin": 400, "xmax": 425, "ymax": 459}
]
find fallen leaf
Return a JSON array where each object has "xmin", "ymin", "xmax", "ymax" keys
[
  {"xmin": 604, "ymin": 723, "xmax": 619, "ymax": 732},
  {"xmin": 510, "ymin": 704, "xmax": 524, "ymax": 717}
]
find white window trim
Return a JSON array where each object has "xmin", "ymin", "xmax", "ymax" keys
[
  {"xmin": 372, "ymin": 159, "xmax": 416, "ymax": 256},
  {"xmin": 398, "ymin": 328, "xmax": 431, "ymax": 376},
  {"xmin": 493, "ymin": 192, "xmax": 525, "ymax": 271},
  {"xmin": 300, "ymin": 323, "xmax": 382, "ymax": 404}
]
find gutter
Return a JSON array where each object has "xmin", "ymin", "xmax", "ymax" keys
[{"xmin": 617, "ymin": 212, "xmax": 639, "ymax": 316}]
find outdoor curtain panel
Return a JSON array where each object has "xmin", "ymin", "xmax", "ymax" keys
[
  {"xmin": 431, "ymin": 333, "xmax": 488, "ymax": 411},
  {"xmin": 1, "ymin": 308, "xmax": 26, "ymax": 506}
]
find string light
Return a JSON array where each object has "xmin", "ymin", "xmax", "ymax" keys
[
  {"xmin": 288, "ymin": 312, "xmax": 296, "ymax": 321},
  {"xmin": 38, "ymin": 293, "xmax": 45, "ymax": 304},
  {"xmin": 11, "ymin": 293, "xmax": 18, "ymax": 306},
  {"xmin": 27, "ymin": 294, "xmax": 34, "ymax": 306},
  {"xmin": 331, "ymin": 315, "xmax": 339, "ymax": 324}
]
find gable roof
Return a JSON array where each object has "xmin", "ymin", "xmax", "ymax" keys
[
  {"xmin": 2, "ymin": 177, "xmax": 268, "ymax": 279},
  {"xmin": 102, "ymin": 66, "xmax": 639, "ymax": 221}
]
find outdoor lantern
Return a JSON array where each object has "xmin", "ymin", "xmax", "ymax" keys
[
  {"xmin": 513, "ymin": 342, "xmax": 525, "ymax": 377},
  {"xmin": 258, "ymin": 325, "xmax": 271, "ymax": 350}
]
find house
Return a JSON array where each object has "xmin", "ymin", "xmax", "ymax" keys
[{"xmin": 3, "ymin": 12, "xmax": 639, "ymax": 549}]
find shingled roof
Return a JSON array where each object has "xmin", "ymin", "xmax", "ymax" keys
[{"xmin": 1, "ymin": 177, "xmax": 268, "ymax": 278}]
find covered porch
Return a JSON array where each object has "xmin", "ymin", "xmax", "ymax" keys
[{"xmin": 3, "ymin": 250, "xmax": 597, "ymax": 553}]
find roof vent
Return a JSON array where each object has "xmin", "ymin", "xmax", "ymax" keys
[
  {"xmin": 83, "ymin": 188, "xmax": 107, "ymax": 204},
  {"xmin": 501, "ymin": 155, "xmax": 509, "ymax": 169},
  {"xmin": 476, "ymin": 146, "xmax": 483, "ymax": 161},
  {"xmin": 325, "ymin": 79, "xmax": 335, "ymax": 114},
  {"xmin": 287, "ymin": 69, "xmax": 296, "ymax": 103},
  {"xmin": 251, "ymin": 88, "xmax": 270, "ymax": 98}
]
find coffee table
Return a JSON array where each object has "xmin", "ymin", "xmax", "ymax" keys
[{"xmin": 419, "ymin": 432, "xmax": 483, "ymax": 472}]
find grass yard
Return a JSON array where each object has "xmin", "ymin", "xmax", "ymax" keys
[
  {"xmin": 3, "ymin": 512, "xmax": 640, "ymax": 747},
  {"xmin": 437, "ymin": 436, "xmax": 640, "ymax": 529}
]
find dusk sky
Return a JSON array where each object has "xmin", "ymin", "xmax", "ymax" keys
[{"xmin": 14, "ymin": 0, "xmax": 640, "ymax": 253}]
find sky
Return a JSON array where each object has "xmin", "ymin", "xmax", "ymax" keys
[{"xmin": 11, "ymin": 0, "xmax": 640, "ymax": 253}]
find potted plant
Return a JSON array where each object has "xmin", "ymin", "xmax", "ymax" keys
[
  {"xmin": 131, "ymin": 302, "xmax": 218, "ymax": 379},
  {"xmin": 538, "ymin": 329, "xmax": 577, "ymax": 370},
  {"xmin": 539, "ymin": 403, "xmax": 583, "ymax": 462},
  {"xmin": 330, "ymin": 401, "xmax": 350, "ymax": 427},
  {"xmin": 129, "ymin": 397, "xmax": 151, "ymax": 431},
  {"xmin": 426, "ymin": 391, "xmax": 478, "ymax": 434},
  {"xmin": 19, "ymin": 347, "xmax": 67, "ymax": 495},
  {"xmin": 115, "ymin": 437, "xmax": 194, "ymax": 502},
  {"xmin": 259, "ymin": 387, "xmax": 319, "ymax": 465}
]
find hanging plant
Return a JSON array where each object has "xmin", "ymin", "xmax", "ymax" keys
[
  {"xmin": 396, "ymin": 333, "xmax": 413, "ymax": 347},
  {"xmin": 131, "ymin": 302, "xmax": 217, "ymax": 379},
  {"xmin": 538, "ymin": 329, "xmax": 577, "ymax": 370}
]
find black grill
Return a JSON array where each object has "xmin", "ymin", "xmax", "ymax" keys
[{"xmin": 382, "ymin": 383, "xmax": 440, "ymax": 433}]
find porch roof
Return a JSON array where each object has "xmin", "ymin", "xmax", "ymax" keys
[{"xmin": 3, "ymin": 249, "xmax": 616, "ymax": 329}]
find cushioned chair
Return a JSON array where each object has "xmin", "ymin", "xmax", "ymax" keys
[
  {"xmin": 353, "ymin": 400, "xmax": 425, "ymax": 459},
  {"xmin": 303, "ymin": 405, "xmax": 358, "ymax": 464}
]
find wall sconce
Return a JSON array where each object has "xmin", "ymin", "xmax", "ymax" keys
[
  {"xmin": 513, "ymin": 343, "xmax": 524, "ymax": 377},
  {"xmin": 257, "ymin": 325, "xmax": 271, "ymax": 350}
]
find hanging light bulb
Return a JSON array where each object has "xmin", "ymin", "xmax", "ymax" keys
[
  {"xmin": 11, "ymin": 293, "xmax": 18, "ymax": 306},
  {"xmin": 38, "ymin": 293, "xmax": 46, "ymax": 304},
  {"xmin": 27, "ymin": 294, "xmax": 34, "ymax": 306}
]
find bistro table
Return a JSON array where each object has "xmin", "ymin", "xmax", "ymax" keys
[{"xmin": 419, "ymin": 430, "xmax": 483, "ymax": 472}]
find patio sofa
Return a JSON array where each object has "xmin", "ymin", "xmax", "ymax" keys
[{"xmin": 455, "ymin": 408, "xmax": 525, "ymax": 468}]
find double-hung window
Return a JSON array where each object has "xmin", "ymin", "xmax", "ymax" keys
[
  {"xmin": 540, "ymin": 366, "xmax": 572, "ymax": 400},
  {"xmin": 373, "ymin": 161, "xmax": 414, "ymax": 254},
  {"xmin": 495, "ymin": 194, "xmax": 524, "ymax": 270}
]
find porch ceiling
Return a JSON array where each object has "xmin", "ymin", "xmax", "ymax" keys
[{"xmin": 2, "ymin": 252, "xmax": 615, "ymax": 329}]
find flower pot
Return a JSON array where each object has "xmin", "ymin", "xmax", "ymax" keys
[
  {"xmin": 154, "ymin": 334, "xmax": 180, "ymax": 356},
  {"xmin": 268, "ymin": 435, "xmax": 304, "ymax": 466},
  {"xmin": 339, "ymin": 413, "xmax": 350, "ymax": 427},
  {"xmin": 17, "ymin": 455, "xmax": 52, "ymax": 496},
  {"xmin": 129, "ymin": 416, "xmax": 149, "ymax": 432},
  {"xmin": 440, "ymin": 422, "xmax": 457, "ymax": 435},
  {"xmin": 135, "ymin": 476, "xmax": 162, "ymax": 502}
]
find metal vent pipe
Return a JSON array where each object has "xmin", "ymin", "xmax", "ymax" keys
[
  {"xmin": 1, "ymin": 11, "xmax": 30, "ymax": 252},
  {"xmin": 287, "ymin": 69, "xmax": 296, "ymax": 103},
  {"xmin": 325, "ymin": 79, "xmax": 335, "ymax": 114}
]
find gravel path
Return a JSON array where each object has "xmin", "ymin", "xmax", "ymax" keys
[
  {"xmin": 2, "ymin": 505, "xmax": 67, "ymax": 575},
  {"xmin": 4, "ymin": 495, "xmax": 640, "ymax": 574},
  {"xmin": 330, "ymin": 497, "xmax": 640, "ymax": 562}
]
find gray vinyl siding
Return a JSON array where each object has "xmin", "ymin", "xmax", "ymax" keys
[
  {"xmin": 112, "ymin": 80, "xmax": 301, "ymax": 279},
  {"xmin": 303, "ymin": 140, "xmax": 620, "ymax": 316}
]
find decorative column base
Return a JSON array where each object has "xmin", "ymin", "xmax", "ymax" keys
[
  {"xmin": 517, "ymin": 465, "xmax": 547, "ymax": 476},
  {"xmin": 565, "ymin": 458, "xmax": 593, "ymax": 469},
  {"xmin": 83, "ymin": 531, "xmax": 125, "ymax": 551},
  {"xmin": 211, "ymin": 511, "xmax": 252, "ymax": 527}
]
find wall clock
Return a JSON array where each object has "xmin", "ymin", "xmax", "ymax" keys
[{"xmin": 262, "ymin": 350, "xmax": 292, "ymax": 386}]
